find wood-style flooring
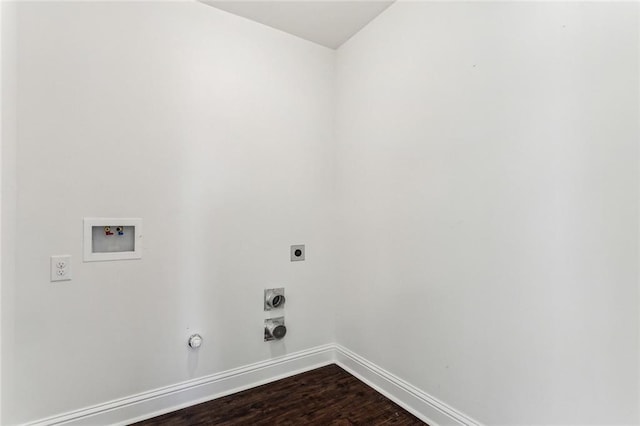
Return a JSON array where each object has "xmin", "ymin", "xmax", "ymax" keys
[{"xmin": 132, "ymin": 364, "xmax": 426, "ymax": 425}]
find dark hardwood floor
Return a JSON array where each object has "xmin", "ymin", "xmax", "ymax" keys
[{"xmin": 132, "ymin": 364, "xmax": 426, "ymax": 425}]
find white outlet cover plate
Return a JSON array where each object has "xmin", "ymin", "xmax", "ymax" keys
[{"xmin": 51, "ymin": 255, "xmax": 72, "ymax": 282}]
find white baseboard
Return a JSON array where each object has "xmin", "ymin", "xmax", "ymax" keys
[
  {"xmin": 23, "ymin": 344, "xmax": 335, "ymax": 426},
  {"xmin": 334, "ymin": 344, "xmax": 481, "ymax": 426},
  {"xmin": 23, "ymin": 344, "xmax": 479, "ymax": 426}
]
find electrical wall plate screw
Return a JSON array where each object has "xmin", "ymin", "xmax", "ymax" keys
[
  {"xmin": 264, "ymin": 288, "xmax": 285, "ymax": 311},
  {"xmin": 290, "ymin": 244, "xmax": 305, "ymax": 261}
]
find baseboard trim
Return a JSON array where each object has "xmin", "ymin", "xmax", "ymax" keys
[
  {"xmin": 23, "ymin": 344, "xmax": 335, "ymax": 426},
  {"xmin": 23, "ymin": 343, "xmax": 479, "ymax": 426},
  {"xmin": 334, "ymin": 344, "xmax": 481, "ymax": 426}
]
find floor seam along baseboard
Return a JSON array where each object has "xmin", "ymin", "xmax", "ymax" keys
[
  {"xmin": 334, "ymin": 344, "xmax": 481, "ymax": 426},
  {"xmin": 21, "ymin": 343, "xmax": 480, "ymax": 426}
]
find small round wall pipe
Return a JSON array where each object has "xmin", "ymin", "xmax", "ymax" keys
[{"xmin": 264, "ymin": 321, "xmax": 287, "ymax": 341}]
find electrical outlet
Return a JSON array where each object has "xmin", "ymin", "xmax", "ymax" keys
[{"xmin": 51, "ymin": 255, "xmax": 72, "ymax": 282}]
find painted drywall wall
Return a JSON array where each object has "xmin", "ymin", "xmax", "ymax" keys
[
  {"xmin": 334, "ymin": 2, "xmax": 639, "ymax": 424},
  {"xmin": 5, "ymin": 1, "xmax": 640, "ymax": 424},
  {"xmin": 1, "ymin": 1, "xmax": 18, "ymax": 424},
  {"xmin": 4, "ymin": 2, "xmax": 335, "ymax": 424}
]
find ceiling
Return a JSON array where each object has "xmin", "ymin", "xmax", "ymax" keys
[{"xmin": 199, "ymin": 1, "xmax": 395, "ymax": 49}]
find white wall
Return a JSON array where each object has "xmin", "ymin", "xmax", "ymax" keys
[
  {"xmin": 4, "ymin": 1, "xmax": 640, "ymax": 425},
  {"xmin": 334, "ymin": 2, "xmax": 639, "ymax": 425},
  {"xmin": 1, "ymin": 1, "xmax": 18, "ymax": 424},
  {"xmin": 4, "ymin": 2, "xmax": 335, "ymax": 424}
]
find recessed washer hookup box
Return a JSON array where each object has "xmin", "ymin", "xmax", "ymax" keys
[{"xmin": 83, "ymin": 218, "xmax": 142, "ymax": 262}]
